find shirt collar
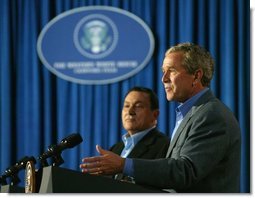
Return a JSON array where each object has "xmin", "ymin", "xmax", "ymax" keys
[
  {"xmin": 176, "ymin": 87, "xmax": 209, "ymax": 118},
  {"xmin": 122, "ymin": 126, "xmax": 155, "ymax": 146}
]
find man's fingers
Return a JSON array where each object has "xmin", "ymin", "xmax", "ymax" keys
[
  {"xmin": 80, "ymin": 145, "xmax": 122, "ymax": 176},
  {"xmin": 82, "ymin": 156, "xmax": 101, "ymax": 163},
  {"xmin": 80, "ymin": 161, "xmax": 101, "ymax": 168},
  {"xmin": 81, "ymin": 166, "xmax": 103, "ymax": 174}
]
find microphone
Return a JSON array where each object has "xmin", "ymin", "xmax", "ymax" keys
[
  {"xmin": 1, "ymin": 156, "xmax": 36, "ymax": 185},
  {"xmin": 58, "ymin": 133, "xmax": 83, "ymax": 151},
  {"xmin": 38, "ymin": 133, "xmax": 83, "ymax": 167},
  {"xmin": 14, "ymin": 156, "xmax": 36, "ymax": 170}
]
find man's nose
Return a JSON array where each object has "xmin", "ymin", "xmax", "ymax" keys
[
  {"xmin": 162, "ymin": 71, "xmax": 170, "ymax": 83},
  {"xmin": 128, "ymin": 106, "xmax": 136, "ymax": 115}
]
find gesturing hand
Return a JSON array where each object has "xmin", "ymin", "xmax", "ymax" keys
[{"xmin": 80, "ymin": 145, "xmax": 125, "ymax": 175}]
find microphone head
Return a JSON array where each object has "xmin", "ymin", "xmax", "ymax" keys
[
  {"xmin": 59, "ymin": 133, "xmax": 83, "ymax": 150},
  {"xmin": 16, "ymin": 156, "xmax": 36, "ymax": 169},
  {"xmin": 37, "ymin": 133, "xmax": 83, "ymax": 167},
  {"xmin": 5, "ymin": 156, "xmax": 37, "ymax": 176}
]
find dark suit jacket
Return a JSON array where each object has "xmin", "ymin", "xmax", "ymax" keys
[
  {"xmin": 132, "ymin": 90, "xmax": 241, "ymax": 193},
  {"xmin": 110, "ymin": 128, "xmax": 170, "ymax": 159},
  {"xmin": 109, "ymin": 128, "xmax": 170, "ymax": 181}
]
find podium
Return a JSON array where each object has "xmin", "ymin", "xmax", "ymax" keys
[
  {"xmin": 0, "ymin": 166, "xmax": 166, "ymax": 193},
  {"xmin": 38, "ymin": 166, "xmax": 164, "ymax": 193},
  {"xmin": 0, "ymin": 185, "xmax": 24, "ymax": 193}
]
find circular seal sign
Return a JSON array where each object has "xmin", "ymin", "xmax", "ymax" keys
[
  {"xmin": 37, "ymin": 6, "xmax": 155, "ymax": 85},
  {"xmin": 25, "ymin": 161, "xmax": 36, "ymax": 193}
]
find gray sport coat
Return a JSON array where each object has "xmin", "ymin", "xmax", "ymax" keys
[{"xmin": 132, "ymin": 90, "xmax": 241, "ymax": 193}]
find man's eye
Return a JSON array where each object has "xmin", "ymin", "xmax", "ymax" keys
[
  {"xmin": 169, "ymin": 69, "xmax": 177, "ymax": 74},
  {"xmin": 162, "ymin": 68, "xmax": 175, "ymax": 73}
]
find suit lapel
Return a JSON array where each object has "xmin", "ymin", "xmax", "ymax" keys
[
  {"xmin": 111, "ymin": 143, "xmax": 124, "ymax": 155},
  {"xmin": 166, "ymin": 90, "xmax": 214, "ymax": 158},
  {"xmin": 166, "ymin": 110, "xmax": 193, "ymax": 157},
  {"xmin": 128, "ymin": 129, "xmax": 156, "ymax": 158},
  {"xmin": 128, "ymin": 144, "xmax": 148, "ymax": 158}
]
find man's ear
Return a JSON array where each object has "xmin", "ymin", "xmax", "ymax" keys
[
  {"xmin": 153, "ymin": 109, "xmax": 160, "ymax": 120},
  {"xmin": 193, "ymin": 69, "xmax": 203, "ymax": 84}
]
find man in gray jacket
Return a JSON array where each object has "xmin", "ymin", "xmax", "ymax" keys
[{"xmin": 80, "ymin": 43, "xmax": 241, "ymax": 193}]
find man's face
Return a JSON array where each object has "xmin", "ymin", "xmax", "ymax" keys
[
  {"xmin": 122, "ymin": 91, "xmax": 159, "ymax": 135},
  {"xmin": 161, "ymin": 52, "xmax": 195, "ymax": 103}
]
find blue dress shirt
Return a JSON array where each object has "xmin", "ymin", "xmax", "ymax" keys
[
  {"xmin": 171, "ymin": 87, "xmax": 209, "ymax": 140},
  {"xmin": 121, "ymin": 126, "xmax": 155, "ymax": 157}
]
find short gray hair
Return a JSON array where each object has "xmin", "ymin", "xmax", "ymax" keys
[{"xmin": 165, "ymin": 43, "xmax": 214, "ymax": 87}]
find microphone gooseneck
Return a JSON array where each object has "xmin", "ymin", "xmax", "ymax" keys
[{"xmin": 38, "ymin": 133, "xmax": 83, "ymax": 167}]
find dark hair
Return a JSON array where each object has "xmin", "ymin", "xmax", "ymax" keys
[{"xmin": 125, "ymin": 87, "xmax": 159, "ymax": 110}]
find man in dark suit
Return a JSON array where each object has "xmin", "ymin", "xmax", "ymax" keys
[
  {"xmin": 109, "ymin": 87, "xmax": 170, "ymax": 181},
  {"xmin": 80, "ymin": 43, "xmax": 241, "ymax": 193},
  {"xmin": 110, "ymin": 127, "xmax": 169, "ymax": 159}
]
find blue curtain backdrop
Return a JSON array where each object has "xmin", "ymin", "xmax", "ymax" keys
[{"xmin": 0, "ymin": 0, "xmax": 250, "ymax": 192}]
